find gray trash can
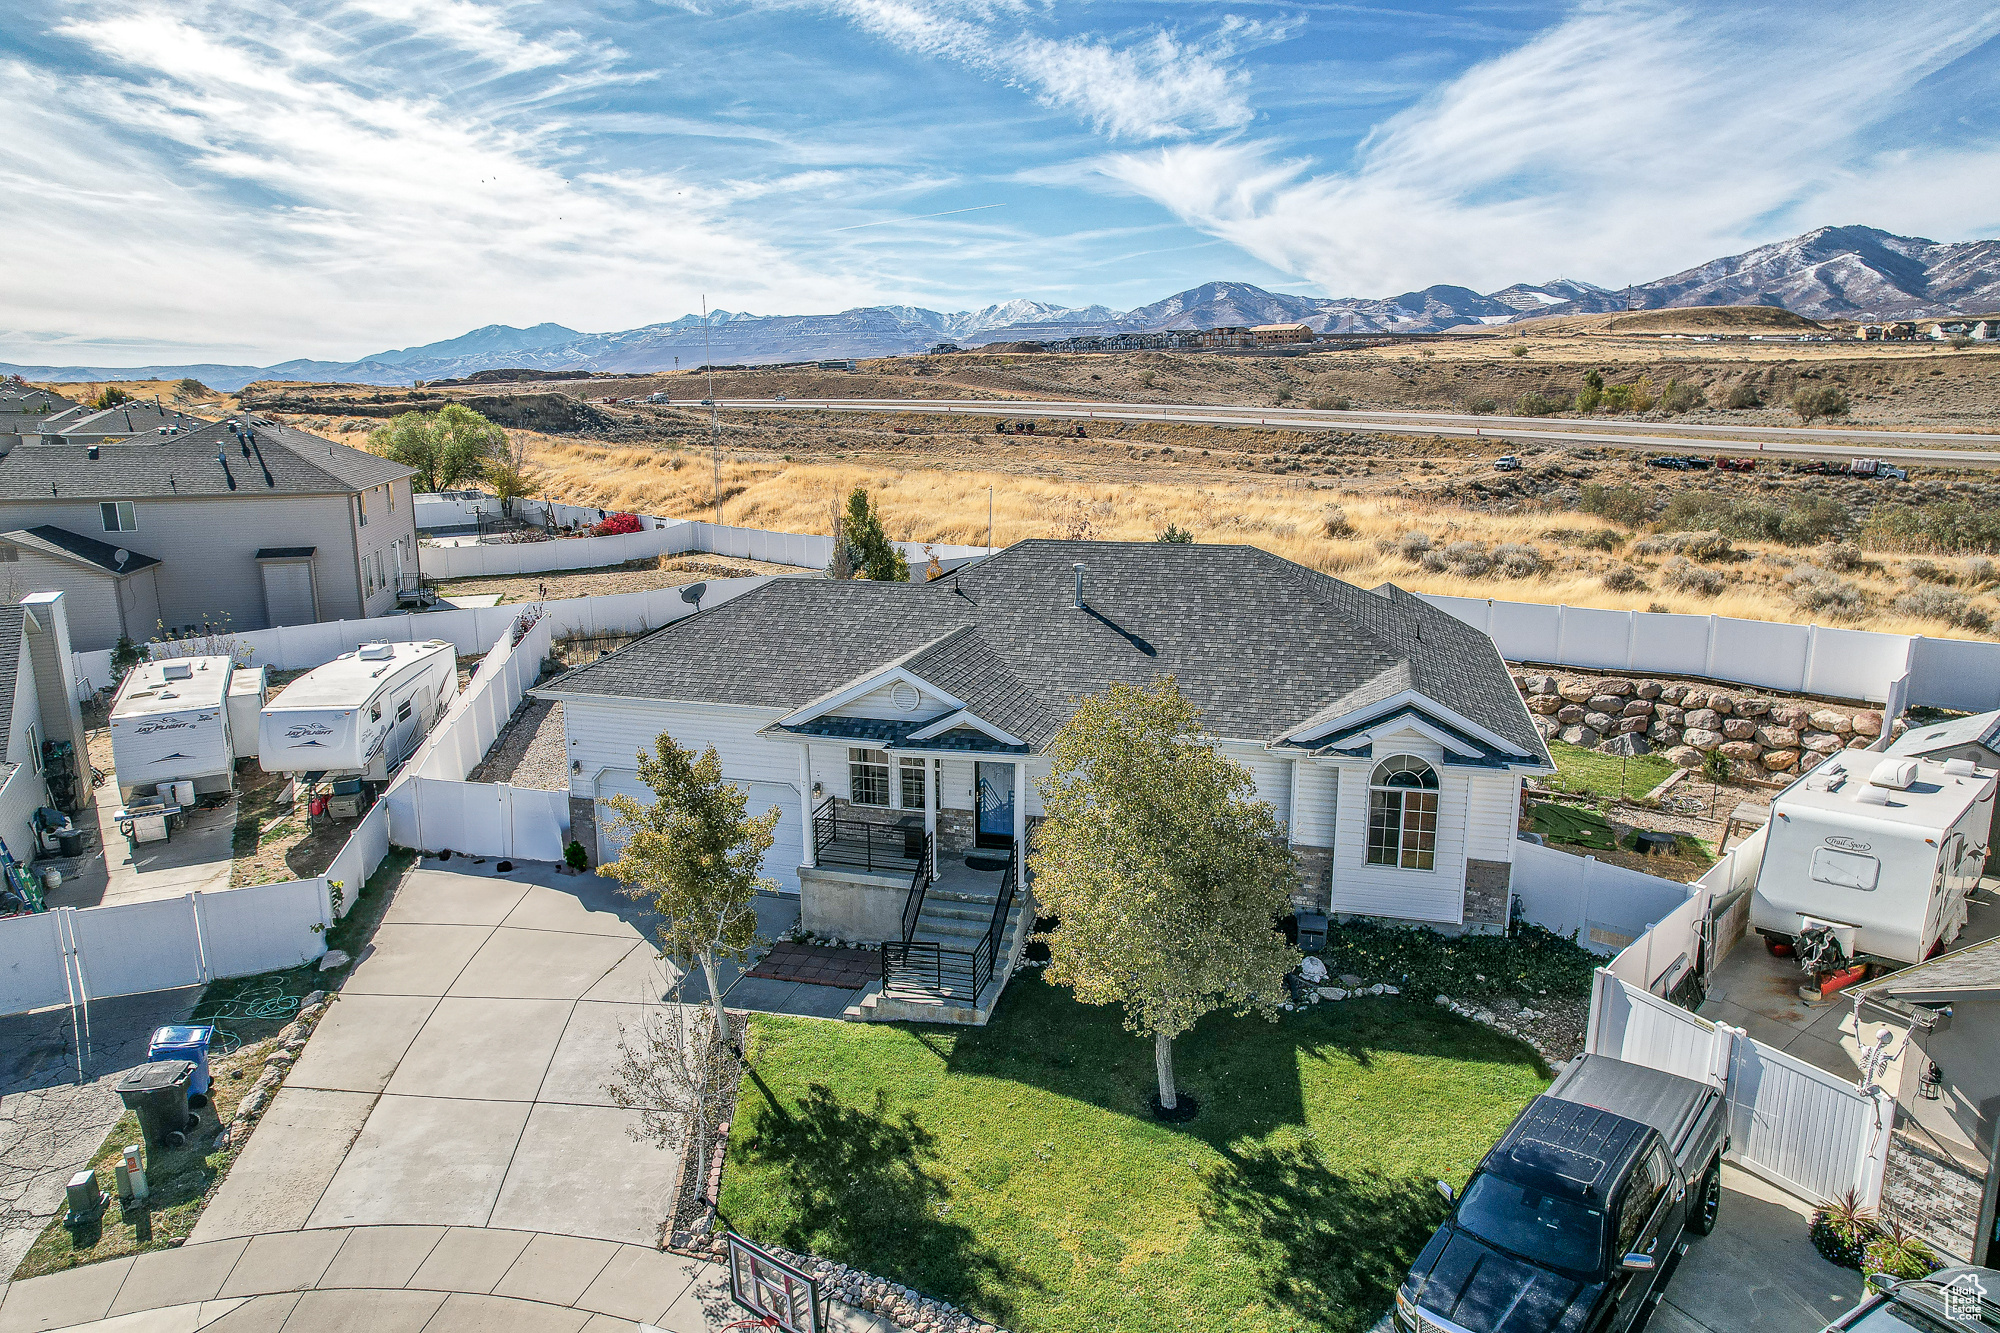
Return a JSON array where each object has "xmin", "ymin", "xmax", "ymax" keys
[{"xmin": 115, "ymin": 1059, "xmax": 200, "ymax": 1150}]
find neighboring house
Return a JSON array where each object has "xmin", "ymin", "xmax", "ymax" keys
[
  {"xmin": 1890, "ymin": 709, "xmax": 2000, "ymax": 861},
  {"xmin": 1855, "ymin": 937, "xmax": 2000, "ymax": 1264},
  {"xmin": 0, "ymin": 387, "xmax": 77, "ymax": 454},
  {"xmin": 0, "ymin": 592, "xmax": 89, "ymax": 864},
  {"xmin": 25, "ymin": 400, "xmax": 205, "ymax": 446},
  {"xmin": 538, "ymin": 540, "xmax": 1550, "ymax": 954},
  {"xmin": 0, "ymin": 527, "xmax": 163, "ymax": 658},
  {"xmin": 0, "ymin": 416, "xmax": 419, "ymax": 639}
]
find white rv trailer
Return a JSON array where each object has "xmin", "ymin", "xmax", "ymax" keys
[
  {"xmin": 258, "ymin": 641, "xmax": 456, "ymax": 780},
  {"xmin": 109, "ymin": 656, "xmax": 237, "ymax": 801},
  {"xmin": 1751, "ymin": 752, "xmax": 1995, "ymax": 964}
]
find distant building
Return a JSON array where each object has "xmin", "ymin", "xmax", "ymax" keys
[
  {"xmin": 0, "ymin": 387, "xmax": 76, "ymax": 454},
  {"xmin": 1251, "ymin": 323, "xmax": 1314, "ymax": 346},
  {"xmin": 26, "ymin": 400, "xmax": 206, "ymax": 448},
  {"xmin": 928, "ymin": 343, "xmax": 961, "ymax": 355},
  {"xmin": 817, "ymin": 359, "xmax": 858, "ymax": 371},
  {"xmin": 1200, "ymin": 326, "xmax": 1254, "ymax": 350}
]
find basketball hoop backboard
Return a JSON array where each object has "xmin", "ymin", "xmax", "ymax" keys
[{"xmin": 726, "ymin": 1232, "xmax": 822, "ymax": 1333}]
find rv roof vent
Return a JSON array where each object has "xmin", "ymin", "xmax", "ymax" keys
[
  {"xmin": 358, "ymin": 643, "xmax": 393, "ymax": 660},
  {"xmin": 1869, "ymin": 757, "xmax": 1918, "ymax": 790},
  {"xmin": 163, "ymin": 663, "xmax": 193, "ymax": 681},
  {"xmin": 1855, "ymin": 785, "xmax": 1892, "ymax": 806},
  {"xmin": 1943, "ymin": 757, "xmax": 1978, "ymax": 777}
]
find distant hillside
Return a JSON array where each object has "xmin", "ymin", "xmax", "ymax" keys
[{"xmin": 8, "ymin": 224, "xmax": 1994, "ymax": 389}]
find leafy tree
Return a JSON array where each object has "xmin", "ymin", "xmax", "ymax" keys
[
  {"xmin": 1574, "ymin": 369, "xmax": 1604, "ymax": 413},
  {"xmin": 1659, "ymin": 379, "xmax": 1704, "ymax": 414},
  {"xmin": 1156, "ymin": 523, "xmax": 1195, "ymax": 543},
  {"xmin": 1031, "ymin": 678, "xmax": 1300, "ymax": 1114},
  {"xmin": 367, "ymin": 403, "xmax": 508, "ymax": 492},
  {"xmin": 1724, "ymin": 381, "xmax": 1763, "ymax": 409},
  {"xmin": 830, "ymin": 487, "xmax": 908, "ymax": 581},
  {"xmin": 485, "ymin": 430, "xmax": 535, "ymax": 503},
  {"xmin": 599, "ymin": 733, "xmax": 777, "ymax": 1036},
  {"xmin": 1792, "ymin": 385, "xmax": 1850, "ymax": 424},
  {"xmin": 91, "ymin": 385, "xmax": 132, "ymax": 410},
  {"xmin": 174, "ymin": 377, "xmax": 210, "ymax": 398}
]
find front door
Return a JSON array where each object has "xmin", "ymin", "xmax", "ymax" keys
[{"xmin": 975, "ymin": 762, "xmax": 1015, "ymax": 849}]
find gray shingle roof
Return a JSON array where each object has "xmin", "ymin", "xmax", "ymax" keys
[
  {"xmin": 0, "ymin": 417, "xmax": 413, "ymax": 500},
  {"xmin": 1888, "ymin": 709, "xmax": 2000, "ymax": 760},
  {"xmin": 4, "ymin": 526, "xmax": 162, "ymax": 575},
  {"xmin": 1857, "ymin": 934, "xmax": 2000, "ymax": 1002},
  {"xmin": 543, "ymin": 540, "xmax": 1545, "ymax": 760}
]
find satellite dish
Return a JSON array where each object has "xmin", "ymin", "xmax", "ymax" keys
[
  {"xmin": 680, "ymin": 582, "xmax": 708, "ymax": 611},
  {"xmin": 113, "ymin": 548, "xmax": 130, "ymax": 568}
]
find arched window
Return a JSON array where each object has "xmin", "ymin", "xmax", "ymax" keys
[{"xmin": 1367, "ymin": 756, "xmax": 1439, "ymax": 870}]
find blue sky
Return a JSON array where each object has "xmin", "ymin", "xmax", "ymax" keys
[{"xmin": 4, "ymin": 0, "xmax": 1998, "ymax": 365}]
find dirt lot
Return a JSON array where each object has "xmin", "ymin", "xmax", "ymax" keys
[{"xmin": 434, "ymin": 552, "xmax": 794, "ymax": 604}]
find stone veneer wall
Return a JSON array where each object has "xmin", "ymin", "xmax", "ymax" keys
[
  {"xmin": 937, "ymin": 808, "xmax": 976, "ymax": 856},
  {"xmin": 567, "ymin": 796, "xmax": 597, "ymax": 866},
  {"xmin": 1290, "ymin": 844, "xmax": 1334, "ymax": 912},
  {"xmin": 1513, "ymin": 670, "xmax": 1894, "ymax": 780},
  {"xmin": 1463, "ymin": 859, "xmax": 1511, "ymax": 932}
]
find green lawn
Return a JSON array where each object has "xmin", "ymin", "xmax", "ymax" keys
[
  {"xmin": 719, "ymin": 975, "xmax": 1549, "ymax": 1333},
  {"xmin": 1545, "ymin": 740, "xmax": 1677, "ymax": 800}
]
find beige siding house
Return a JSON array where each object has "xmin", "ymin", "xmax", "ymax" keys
[{"xmin": 0, "ymin": 417, "xmax": 418, "ymax": 648}]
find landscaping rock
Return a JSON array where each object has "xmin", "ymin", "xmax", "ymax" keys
[
  {"xmin": 1718, "ymin": 741, "xmax": 1762, "ymax": 761},
  {"xmin": 1737, "ymin": 697, "xmax": 1771, "ymax": 717},
  {"xmin": 1681, "ymin": 690, "xmax": 1708, "ymax": 709},
  {"xmin": 1853, "ymin": 710, "xmax": 1884, "ymax": 738},
  {"xmin": 1764, "ymin": 749, "xmax": 1800, "ymax": 771},
  {"xmin": 1847, "ymin": 736, "xmax": 1874, "ymax": 750},
  {"xmin": 1338, "ymin": 974, "xmax": 1366, "ymax": 988},
  {"xmin": 1709, "ymin": 693, "xmax": 1737, "ymax": 715},
  {"xmin": 1622, "ymin": 699, "xmax": 1653, "ymax": 717},
  {"xmin": 1528, "ymin": 694, "xmax": 1563, "ymax": 715},
  {"xmin": 1596, "ymin": 678, "xmax": 1635, "ymax": 697},
  {"xmin": 1683, "ymin": 708, "xmax": 1722, "ymax": 731},
  {"xmin": 1601, "ymin": 733, "xmax": 1650, "ymax": 756},
  {"xmin": 1754, "ymin": 724, "xmax": 1800, "ymax": 749},
  {"xmin": 1659, "ymin": 683, "xmax": 1688, "ymax": 704},
  {"xmin": 1523, "ymin": 674, "xmax": 1559, "ymax": 694},
  {"xmin": 1558, "ymin": 680, "xmax": 1597, "ymax": 703},
  {"xmin": 1558, "ymin": 725, "xmax": 1601, "ymax": 747},
  {"xmin": 1533, "ymin": 717, "xmax": 1559, "ymax": 740},
  {"xmin": 1803, "ymin": 731, "xmax": 1846, "ymax": 754},
  {"xmin": 1636, "ymin": 681, "xmax": 1663, "ymax": 700},
  {"xmin": 1770, "ymin": 704, "xmax": 1811, "ymax": 728},
  {"xmin": 1316, "ymin": 988, "xmax": 1348, "ymax": 1001},
  {"xmin": 1721, "ymin": 718, "xmax": 1756, "ymax": 740},
  {"xmin": 319, "ymin": 950, "xmax": 350, "ymax": 970},
  {"xmin": 1556, "ymin": 703, "xmax": 1586, "ymax": 724},
  {"xmin": 1683, "ymin": 727, "xmax": 1723, "ymax": 751},
  {"xmin": 1654, "ymin": 704, "xmax": 1685, "ymax": 725},
  {"xmin": 1666, "ymin": 746, "xmax": 1704, "ymax": 768},
  {"xmin": 1810, "ymin": 709, "xmax": 1855, "ymax": 736},
  {"xmin": 1583, "ymin": 711, "xmax": 1615, "ymax": 733},
  {"xmin": 1647, "ymin": 723, "xmax": 1683, "ymax": 746},
  {"xmin": 1617, "ymin": 717, "xmax": 1649, "ymax": 735},
  {"xmin": 1587, "ymin": 694, "xmax": 1625, "ymax": 714}
]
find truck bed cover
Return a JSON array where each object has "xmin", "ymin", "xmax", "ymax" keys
[{"xmin": 1547, "ymin": 1055, "xmax": 1714, "ymax": 1162}]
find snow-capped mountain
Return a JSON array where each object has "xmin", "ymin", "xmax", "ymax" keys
[{"xmin": 6, "ymin": 226, "xmax": 1994, "ymax": 390}]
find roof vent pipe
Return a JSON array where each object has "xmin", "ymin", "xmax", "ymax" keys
[{"xmin": 1073, "ymin": 562, "xmax": 1084, "ymax": 608}]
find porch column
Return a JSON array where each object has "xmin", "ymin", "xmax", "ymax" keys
[
  {"xmin": 798, "ymin": 744, "xmax": 816, "ymax": 868},
  {"xmin": 1013, "ymin": 759, "xmax": 1027, "ymax": 866},
  {"xmin": 923, "ymin": 756, "xmax": 937, "ymax": 876}
]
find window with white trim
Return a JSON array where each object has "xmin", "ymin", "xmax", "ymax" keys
[
  {"xmin": 849, "ymin": 748, "xmax": 890, "ymax": 806},
  {"xmin": 101, "ymin": 501, "xmax": 136, "ymax": 532},
  {"xmin": 1366, "ymin": 755, "xmax": 1439, "ymax": 870},
  {"xmin": 899, "ymin": 756, "xmax": 926, "ymax": 810}
]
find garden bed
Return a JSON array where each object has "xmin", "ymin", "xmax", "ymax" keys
[{"xmin": 718, "ymin": 972, "xmax": 1549, "ymax": 1333}]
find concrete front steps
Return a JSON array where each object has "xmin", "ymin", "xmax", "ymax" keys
[{"xmin": 844, "ymin": 887, "xmax": 1034, "ymax": 1026}]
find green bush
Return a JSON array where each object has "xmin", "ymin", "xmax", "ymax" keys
[
  {"xmin": 1317, "ymin": 919, "xmax": 1599, "ymax": 1002},
  {"xmin": 1466, "ymin": 396, "xmax": 1499, "ymax": 415},
  {"xmin": 1580, "ymin": 484, "xmax": 1653, "ymax": 527},
  {"xmin": 1863, "ymin": 1222, "xmax": 1942, "ymax": 1281},
  {"xmin": 1661, "ymin": 493, "xmax": 1849, "ymax": 546},
  {"xmin": 1892, "ymin": 585, "xmax": 1992, "ymax": 631},
  {"xmin": 1155, "ymin": 524, "xmax": 1195, "ymax": 544},
  {"xmin": 1724, "ymin": 381, "xmax": 1763, "ymax": 409},
  {"xmin": 1602, "ymin": 563, "xmax": 1644, "ymax": 592},
  {"xmin": 1663, "ymin": 557, "xmax": 1725, "ymax": 595},
  {"xmin": 1792, "ymin": 384, "xmax": 1850, "ymax": 423},
  {"xmin": 1863, "ymin": 502, "xmax": 2000, "ymax": 554},
  {"xmin": 1514, "ymin": 391, "xmax": 1565, "ymax": 415},
  {"xmin": 1809, "ymin": 1192, "xmax": 1876, "ymax": 1270},
  {"xmin": 1659, "ymin": 379, "xmax": 1705, "ymax": 414}
]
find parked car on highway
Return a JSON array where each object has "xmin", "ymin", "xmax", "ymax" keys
[
  {"xmin": 1393, "ymin": 1054, "xmax": 1727, "ymax": 1333},
  {"xmin": 1684, "ymin": 456, "xmax": 1712, "ymax": 470},
  {"xmin": 1494, "ymin": 455, "xmax": 1521, "ymax": 471},
  {"xmin": 1717, "ymin": 458, "xmax": 1757, "ymax": 472},
  {"xmin": 1823, "ymin": 1266, "xmax": 2000, "ymax": 1330},
  {"xmin": 1849, "ymin": 458, "xmax": 1910, "ymax": 481},
  {"xmin": 1649, "ymin": 455, "xmax": 1691, "ymax": 470}
]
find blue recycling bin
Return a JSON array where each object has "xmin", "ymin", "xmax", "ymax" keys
[{"xmin": 149, "ymin": 1025, "xmax": 214, "ymax": 1105}]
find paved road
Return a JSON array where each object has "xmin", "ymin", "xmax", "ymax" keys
[{"xmin": 710, "ymin": 397, "xmax": 2000, "ymax": 468}]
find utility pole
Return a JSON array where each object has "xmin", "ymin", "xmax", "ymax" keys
[
  {"xmin": 987, "ymin": 486, "xmax": 994, "ymax": 553},
  {"xmin": 703, "ymin": 298, "xmax": 720, "ymax": 526}
]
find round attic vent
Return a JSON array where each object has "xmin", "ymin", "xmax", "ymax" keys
[{"xmin": 891, "ymin": 682, "xmax": 921, "ymax": 712}]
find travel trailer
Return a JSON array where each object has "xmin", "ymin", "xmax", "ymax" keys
[
  {"xmin": 258, "ymin": 641, "xmax": 456, "ymax": 781},
  {"xmin": 1752, "ymin": 752, "xmax": 1995, "ymax": 965},
  {"xmin": 109, "ymin": 657, "xmax": 237, "ymax": 801}
]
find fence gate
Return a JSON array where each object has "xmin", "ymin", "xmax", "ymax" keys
[{"xmin": 1726, "ymin": 1038, "xmax": 1889, "ymax": 1206}]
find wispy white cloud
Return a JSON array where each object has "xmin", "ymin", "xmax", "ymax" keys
[
  {"xmin": 826, "ymin": 0, "xmax": 1293, "ymax": 140},
  {"xmin": 1096, "ymin": 0, "xmax": 2000, "ymax": 293}
]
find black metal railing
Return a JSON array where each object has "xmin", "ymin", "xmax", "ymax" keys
[
  {"xmin": 880, "ymin": 851, "xmax": 1018, "ymax": 1001},
  {"xmin": 901, "ymin": 853, "xmax": 931, "ymax": 943},
  {"xmin": 812, "ymin": 799, "xmax": 927, "ymax": 873}
]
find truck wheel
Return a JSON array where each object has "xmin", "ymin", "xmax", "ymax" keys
[{"xmin": 1688, "ymin": 1160, "xmax": 1722, "ymax": 1236}]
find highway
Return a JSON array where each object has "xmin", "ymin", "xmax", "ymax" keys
[{"xmin": 709, "ymin": 396, "xmax": 2000, "ymax": 469}]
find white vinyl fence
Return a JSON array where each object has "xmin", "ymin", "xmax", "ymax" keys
[
  {"xmin": 1510, "ymin": 840, "xmax": 1698, "ymax": 954},
  {"xmin": 1587, "ymin": 967, "xmax": 1895, "ymax": 1207},
  {"xmin": 1606, "ymin": 887, "xmax": 1712, "ymax": 996}
]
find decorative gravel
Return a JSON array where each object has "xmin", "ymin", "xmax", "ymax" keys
[{"xmin": 467, "ymin": 697, "xmax": 569, "ymax": 790}]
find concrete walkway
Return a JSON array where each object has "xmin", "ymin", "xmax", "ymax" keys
[
  {"xmin": 0, "ymin": 1223, "xmax": 896, "ymax": 1332},
  {"xmin": 1652, "ymin": 1165, "xmax": 1861, "ymax": 1333},
  {"xmin": 41, "ymin": 784, "xmax": 237, "ymax": 911}
]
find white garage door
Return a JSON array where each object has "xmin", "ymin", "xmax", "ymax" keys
[{"xmin": 595, "ymin": 772, "xmax": 803, "ymax": 895}]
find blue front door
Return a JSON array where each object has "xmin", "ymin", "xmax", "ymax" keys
[{"xmin": 975, "ymin": 763, "xmax": 1015, "ymax": 848}]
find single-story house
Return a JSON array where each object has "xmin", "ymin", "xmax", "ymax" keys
[{"xmin": 537, "ymin": 540, "xmax": 1550, "ymax": 997}]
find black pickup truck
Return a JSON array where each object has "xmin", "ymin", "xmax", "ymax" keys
[{"xmin": 1393, "ymin": 1054, "xmax": 1728, "ymax": 1333}]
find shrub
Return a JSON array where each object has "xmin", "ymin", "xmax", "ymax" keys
[
  {"xmin": 1308, "ymin": 395, "xmax": 1351, "ymax": 411},
  {"xmin": 1659, "ymin": 379, "xmax": 1705, "ymax": 414},
  {"xmin": 1441, "ymin": 541, "xmax": 1492, "ymax": 576},
  {"xmin": 1602, "ymin": 375, "xmax": 1656, "ymax": 413},
  {"xmin": 174, "ymin": 376, "xmax": 209, "ymax": 397},
  {"xmin": 1906, "ymin": 559, "xmax": 1949, "ymax": 584},
  {"xmin": 1397, "ymin": 530, "xmax": 1433, "ymax": 559},
  {"xmin": 1863, "ymin": 1220, "xmax": 1942, "ymax": 1281},
  {"xmin": 1793, "ymin": 384, "xmax": 1850, "ymax": 423},
  {"xmin": 1580, "ymin": 484, "xmax": 1653, "ymax": 528},
  {"xmin": 1510, "ymin": 343, "xmax": 1529, "ymax": 357},
  {"xmin": 1786, "ymin": 565, "xmax": 1865, "ymax": 617},
  {"xmin": 1575, "ymin": 369, "xmax": 1604, "ymax": 414},
  {"xmin": 1274, "ymin": 386, "xmax": 1293, "ymax": 403},
  {"xmin": 91, "ymin": 385, "xmax": 133, "ymax": 409},
  {"xmin": 1466, "ymin": 396, "xmax": 1498, "ymax": 415},
  {"xmin": 1634, "ymin": 530, "xmax": 1734, "ymax": 562},
  {"xmin": 1862, "ymin": 502, "xmax": 2000, "ymax": 554},
  {"xmin": 1892, "ymin": 586, "xmax": 1993, "ymax": 631},
  {"xmin": 1664, "ymin": 492, "xmax": 1849, "ymax": 546},
  {"xmin": 564, "ymin": 840, "xmax": 588, "ymax": 871},
  {"xmin": 1663, "ymin": 558, "xmax": 1725, "ymax": 595},
  {"xmin": 1602, "ymin": 564, "xmax": 1644, "ymax": 592},
  {"xmin": 1320, "ymin": 505, "xmax": 1352, "ymax": 538},
  {"xmin": 1514, "ymin": 391, "xmax": 1564, "ymax": 415},
  {"xmin": 1493, "ymin": 543, "xmax": 1543, "ymax": 578},
  {"xmin": 1155, "ymin": 524, "xmax": 1194, "ymax": 543},
  {"xmin": 1809, "ymin": 1191, "xmax": 1877, "ymax": 1270},
  {"xmin": 591, "ymin": 512, "xmax": 644, "ymax": 536},
  {"xmin": 1816, "ymin": 541, "xmax": 1866, "ymax": 572},
  {"xmin": 1724, "ymin": 381, "xmax": 1763, "ymax": 409},
  {"xmin": 1965, "ymin": 557, "xmax": 1999, "ymax": 586},
  {"xmin": 1780, "ymin": 496, "xmax": 1850, "ymax": 544}
]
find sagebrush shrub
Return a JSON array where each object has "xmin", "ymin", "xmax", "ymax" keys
[{"xmin": 1663, "ymin": 558, "xmax": 1725, "ymax": 595}]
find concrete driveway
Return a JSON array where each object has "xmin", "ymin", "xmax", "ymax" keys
[
  {"xmin": 1653, "ymin": 1165, "xmax": 1862, "ymax": 1333},
  {"xmin": 41, "ymin": 782, "xmax": 236, "ymax": 910},
  {"xmin": 192, "ymin": 860, "xmax": 685, "ymax": 1249}
]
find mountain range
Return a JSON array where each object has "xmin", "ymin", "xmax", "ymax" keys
[{"xmin": 8, "ymin": 225, "xmax": 1997, "ymax": 392}]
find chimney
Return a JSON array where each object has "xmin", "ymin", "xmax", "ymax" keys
[
  {"xmin": 87, "ymin": 445, "xmax": 99, "ymax": 460},
  {"xmin": 1072, "ymin": 562, "xmax": 1084, "ymax": 608}
]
